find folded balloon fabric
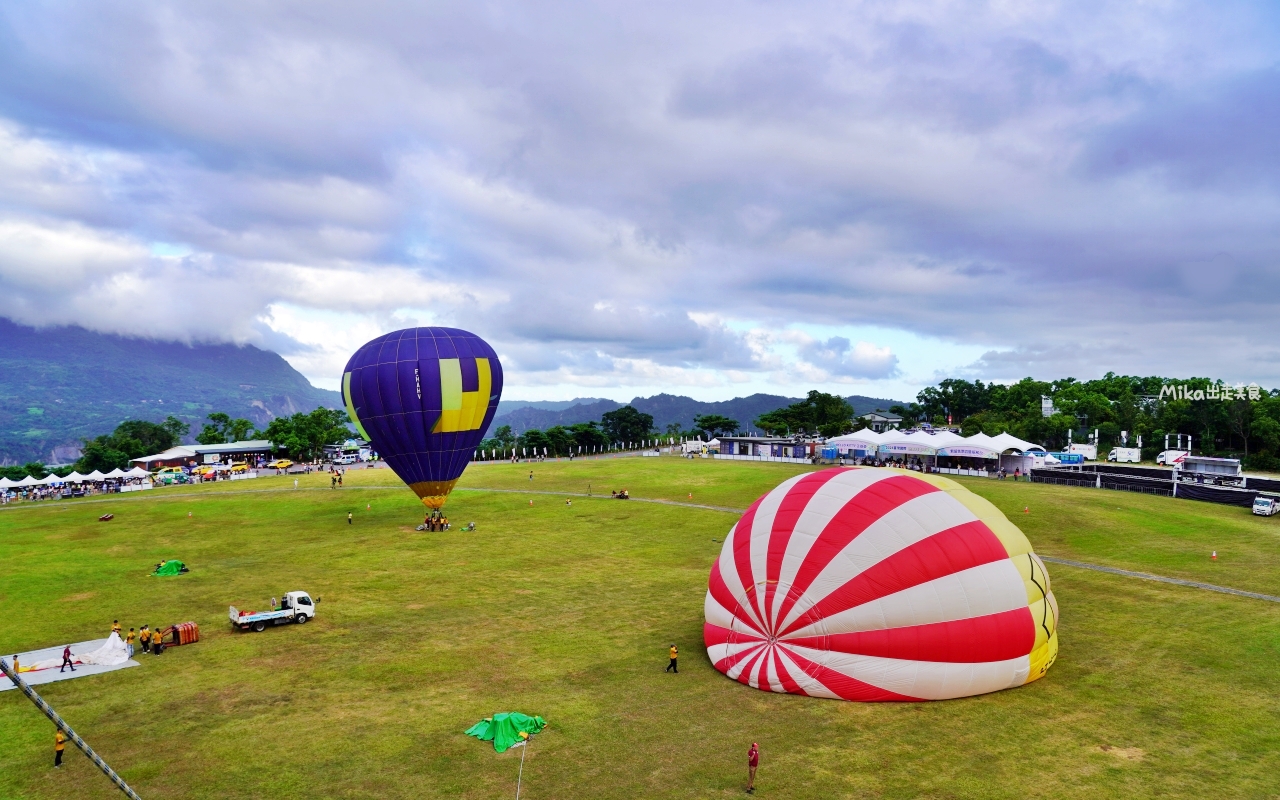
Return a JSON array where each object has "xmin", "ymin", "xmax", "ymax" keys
[{"xmin": 465, "ymin": 712, "xmax": 547, "ymax": 752}]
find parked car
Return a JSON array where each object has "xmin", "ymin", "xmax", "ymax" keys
[
  {"xmin": 229, "ymin": 462, "xmax": 250, "ymax": 474},
  {"xmin": 268, "ymin": 459, "xmax": 294, "ymax": 469}
]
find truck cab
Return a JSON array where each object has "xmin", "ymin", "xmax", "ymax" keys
[
  {"xmin": 1254, "ymin": 496, "xmax": 1279, "ymax": 517},
  {"xmin": 280, "ymin": 591, "xmax": 315, "ymax": 615}
]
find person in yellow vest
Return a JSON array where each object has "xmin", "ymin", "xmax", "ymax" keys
[
  {"xmin": 111, "ymin": 620, "xmax": 121, "ymax": 637},
  {"xmin": 125, "ymin": 628, "xmax": 136, "ymax": 658},
  {"xmin": 139, "ymin": 625, "xmax": 150, "ymax": 654},
  {"xmin": 150, "ymin": 626, "xmax": 163, "ymax": 655},
  {"xmin": 54, "ymin": 729, "xmax": 66, "ymax": 768},
  {"xmin": 666, "ymin": 643, "xmax": 679, "ymax": 673}
]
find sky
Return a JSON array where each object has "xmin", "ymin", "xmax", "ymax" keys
[{"xmin": 1, "ymin": 1, "xmax": 1278, "ymax": 402}]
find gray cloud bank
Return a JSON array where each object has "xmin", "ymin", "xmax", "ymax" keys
[{"xmin": 0, "ymin": 1, "xmax": 1277, "ymax": 388}]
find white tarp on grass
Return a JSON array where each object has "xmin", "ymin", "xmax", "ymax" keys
[{"xmin": 2, "ymin": 633, "xmax": 139, "ymax": 691}]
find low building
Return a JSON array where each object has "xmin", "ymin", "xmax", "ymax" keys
[
  {"xmin": 131, "ymin": 440, "xmax": 275, "ymax": 469},
  {"xmin": 860, "ymin": 411, "xmax": 903, "ymax": 433},
  {"xmin": 715, "ymin": 436, "xmax": 814, "ymax": 462}
]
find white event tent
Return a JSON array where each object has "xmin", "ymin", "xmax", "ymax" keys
[{"xmin": 828, "ymin": 428, "xmax": 1057, "ymax": 473}]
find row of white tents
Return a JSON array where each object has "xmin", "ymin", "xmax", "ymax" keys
[
  {"xmin": 0, "ymin": 466, "xmax": 152, "ymax": 489},
  {"xmin": 827, "ymin": 428, "xmax": 1053, "ymax": 460}
]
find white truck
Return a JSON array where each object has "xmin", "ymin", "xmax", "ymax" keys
[
  {"xmin": 1156, "ymin": 450, "xmax": 1189, "ymax": 466},
  {"xmin": 1107, "ymin": 448, "xmax": 1141, "ymax": 463},
  {"xmin": 1067, "ymin": 443, "xmax": 1097, "ymax": 461},
  {"xmin": 229, "ymin": 591, "xmax": 319, "ymax": 632},
  {"xmin": 1254, "ymin": 496, "xmax": 1279, "ymax": 516}
]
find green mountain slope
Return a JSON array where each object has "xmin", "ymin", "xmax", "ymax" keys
[{"xmin": 0, "ymin": 319, "xmax": 340, "ymax": 465}]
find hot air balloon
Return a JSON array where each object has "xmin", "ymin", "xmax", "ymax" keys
[
  {"xmin": 341, "ymin": 327, "xmax": 503, "ymax": 509},
  {"xmin": 704, "ymin": 467, "xmax": 1058, "ymax": 701}
]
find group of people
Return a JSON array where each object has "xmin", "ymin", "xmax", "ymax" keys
[
  {"xmin": 611, "ymin": 489, "xmax": 630, "ymax": 499},
  {"xmin": 420, "ymin": 510, "xmax": 451, "ymax": 531},
  {"xmin": 117, "ymin": 620, "xmax": 166, "ymax": 657}
]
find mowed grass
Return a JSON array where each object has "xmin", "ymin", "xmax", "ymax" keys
[{"xmin": 0, "ymin": 458, "xmax": 1276, "ymax": 799}]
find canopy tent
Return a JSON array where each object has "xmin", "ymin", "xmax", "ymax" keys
[
  {"xmin": 61, "ymin": 471, "xmax": 86, "ymax": 483},
  {"xmin": 827, "ymin": 429, "xmax": 884, "ymax": 454},
  {"xmin": 38, "ymin": 473, "xmax": 64, "ymax": 485},
  {"xmin": 104, "ymin": 468, "xmax": 127, "ymax": 478},
  {"xmin": 84, "ymin": 470, "xmax": 107, "ymax": 481},
  {"xmin": 0, "ymin": 477, "xmax": 11, "ymax": 488},
  {"xmin": 465, "ymin": 712, "xmax": 547, "ymax": 753},
  {"xmin": 989, "ymin": 432, "xmax": 1047, "ymax": 454},
  {"xmin": 14, "ymin": 475, "xmax": 38, "ymax": 487},
  {"xmin": 126, "ymin": 467, "xmax": 150, "ymax": 477},
  {"xmin": 152, "ymin": 560, "xmax": 189, "ymax": 576}
]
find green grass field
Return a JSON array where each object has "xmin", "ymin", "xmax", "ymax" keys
[{"xmin": 2, "ymin": 457, "xmax": 1279, "ymax": 799}]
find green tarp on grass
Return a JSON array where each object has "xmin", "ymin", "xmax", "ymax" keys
[
  {"xmin": 152, "ymin": 560, "xmax": 188, "ymax": 576},
  {"xmin": 465, "ymin": 712, "xmax": 546, "ymax": 753}
]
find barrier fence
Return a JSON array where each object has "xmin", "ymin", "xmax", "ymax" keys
[{"xmin": 1030, "ymin": 467, "xmax": 1271, "ymax": 508}]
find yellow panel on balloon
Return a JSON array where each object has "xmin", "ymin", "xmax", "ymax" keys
[{"xmin": 433, "ymin": 358, "xmax": 492, "ymax": 433}]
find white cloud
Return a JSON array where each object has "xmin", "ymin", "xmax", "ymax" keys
[{"xmin": 0, "ymin": 0, "xmax": 1276, "ymax": 400}]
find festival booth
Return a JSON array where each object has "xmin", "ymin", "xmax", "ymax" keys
[{"xmin": 827, "ymin": 430, "xmax": 885, "ymax": 459}]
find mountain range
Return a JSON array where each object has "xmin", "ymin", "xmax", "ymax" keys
[
  {"xmin": 0, "ymin": 319, "xmax": 341, "ymax": 465},
  {"xmin": 485, "ymin": 393, "xmax": 908, "ymax": 437},
  {"xmin": 0, "ymin": 318, "xmax": 908, "ymax": 464}
]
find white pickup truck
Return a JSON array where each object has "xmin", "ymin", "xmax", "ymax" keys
[
  {"xmin": 1254, "ymin": 496, "xmax": 1279, "ymax": 517},
  {"xmin": 229, "ymin": 591, "xmax": 319, "ymax": 632}
]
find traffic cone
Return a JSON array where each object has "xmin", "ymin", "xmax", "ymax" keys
[
  {"xmin": 529, "ymin": 499, "xmax": 534, "ymax": 506},
  {"xmin": 1023, "ymin": 506, "xmax": 1029, "ymax": 514},
  {"xmin": 188, "ymin": 511, "xmax": 192, "ymax": 518},
  {"xmin": 366, "ymin": 503, "xmax": 370, "ymax": 510},
  {"xmin": 1212, "ymin": 550, "xmax": 1217, "ymax": 561},
  {"xmin": 688, "ymin": 493, "xmax": 692, "ymax": 499}
]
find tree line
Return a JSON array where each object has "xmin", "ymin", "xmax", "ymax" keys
[
  {"xmin": 475, "ymin": 376, "xmax": 1280, "ymax": 470},
  {"xmin": 2, "ymin": 407, "xmax": 352, "ymax": 479},
  {"xmin": 900, "ymin": 375, "xmax": 1280, "ymax": 469}
]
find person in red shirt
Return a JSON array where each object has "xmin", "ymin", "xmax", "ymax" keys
[
  {"xmin": 59, "ymin": 645, "xmax": 75, "ymax": 673},
  {"xmin": 747, "ymin": 742, "xmax": 759, "ymax": 793}
]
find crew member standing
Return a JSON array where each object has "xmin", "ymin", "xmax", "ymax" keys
[
  {"xmin": 347, "ymin": 512, "xmax": 353, "ymax": 525},
  {"xmin": 666, "ymin": 643, "xmax": 679, "ymax": 673},
  {"xmin": 111, "ymin": 620, "xmax": 121, "ymax": 637},
  {"xmin": 150, "ymin": 626, "xmax": 163, "ymax": 655},
  {"xmin": 59, "ymin": 645, "xmax": 75, "ymax": 673},
  {"xmin": 125, "ymin": 628, "xmax": 136, "ymax": 657},
  {"xmin": 139, "ymin": 625, "xmax": 150, "ymax": 654},
  {"xmin": 54, "ymin": 729, "xmax": 66, "ymax": 768},
  {"xmin": 747, "ymin": 742, "xmax": 759, "ymax": 794}
]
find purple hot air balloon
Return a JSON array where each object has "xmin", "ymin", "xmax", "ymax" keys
[{"xmin": 341, "ymin": 327, "xmax": 503, "ymax": 509}]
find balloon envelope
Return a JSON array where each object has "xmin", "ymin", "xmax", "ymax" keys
[
  {"xmin": 342, "ymin": 327, "xmax": 503, "ymax": 508},
  {"xmin": 705, "ymin": 467, "xmax": 1058, "ymax": 701}
]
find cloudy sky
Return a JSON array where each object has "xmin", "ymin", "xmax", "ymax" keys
[{"xmin": 2, "ymin": 1, "xmax": 1278, "ymax": 402}]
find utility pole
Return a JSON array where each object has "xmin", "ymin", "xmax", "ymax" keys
[{"xmin": 0, "ymin": 658, "xmax": 142, "ymax": 799}]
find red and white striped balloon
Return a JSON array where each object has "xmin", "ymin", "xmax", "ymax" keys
[{"xmin": 705, "ymin": 467, "xmax": 1058, "ymax": 701}]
